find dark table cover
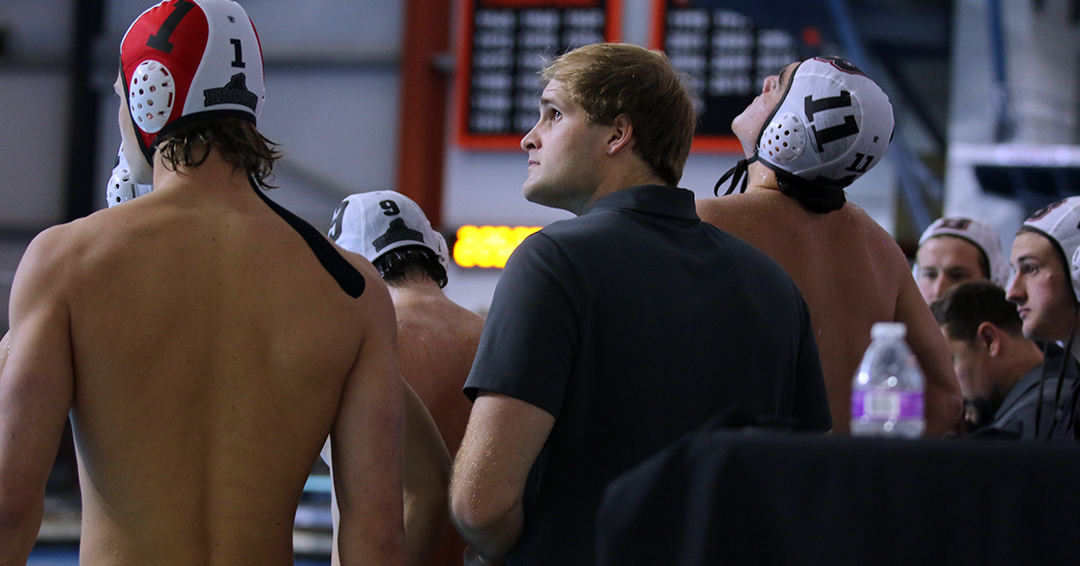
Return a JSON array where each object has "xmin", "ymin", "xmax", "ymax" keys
[{"xmin": 596, "ymin": 430, "xmax": 1080, "ymax": 566}]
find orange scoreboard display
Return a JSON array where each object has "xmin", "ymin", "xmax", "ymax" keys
[{"xmin": 455, "ymin": 0, "xmax": 623, "ymax": 150}]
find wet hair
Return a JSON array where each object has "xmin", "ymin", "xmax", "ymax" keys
[
  {"xmin": 541, "ymin": 43, "xmax": 697, "ymax": 187},
  {"xmin": 373, "ymin": 246, "xmax": 448, "ymax": 288},
  {"xmin": 931, "ymin": 280, "xmax": 1023, "ymax": 343},
  {"xmin": 157, "ymin": 117, "xmax": 282, "ymax": 189}
]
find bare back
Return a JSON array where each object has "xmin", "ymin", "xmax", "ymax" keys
[
  {"xmin": 697, "ymin": 190, "xmax": 961, "ymax": 434},
  {"xmin": 391, "ymin": 283, "xmax": 484, "ymax": 457},
  {"xmin": 32, "ymin": 169, "xmax": 400, "ymax": 564},
  {"xmin": 388, "ymin": 281, "xmax": 483, "ymax": 566}
]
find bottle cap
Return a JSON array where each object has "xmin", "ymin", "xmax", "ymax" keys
[{"xmin": 871, "ymin": 321, "xmax": 906, "ymax": 340}]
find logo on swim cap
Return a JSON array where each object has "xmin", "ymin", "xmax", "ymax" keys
[
  {"xmin": 755, "ymin": 56, "xmax": 894, "ymax": 190},
  {"xmin": 203, "ymin": 73, "xmax": 259, "ymax": 111},
  {"xmin": 373, "ymin": 218, "xmax": 427, "ymax": 253}
]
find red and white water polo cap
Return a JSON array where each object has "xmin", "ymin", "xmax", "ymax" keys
[
  {"xmin": 120, "ymin": 0, "xmax": 265, "ymax": 160},
  {"xmin": 756, "ymin": 56, "xmax": 894, "ymax": 190}
]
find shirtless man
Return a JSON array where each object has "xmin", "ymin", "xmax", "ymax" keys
[
  {"xmin": 0, "ymin": 2, "xmax": 406, "ymax": 564},
  {"xmin": 914, "ymin": 216, "xmax": 1009, "ymax": 304},
  {"xmin": 697, "ymin": 56, "xmax": 962, "ymax": 435},
  {"xmin": 330, "ymin": 190, "xmax": 484, "ymax": 566}
]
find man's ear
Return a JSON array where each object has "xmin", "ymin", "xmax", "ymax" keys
[
  {"xmin": 977, "ymin": 321, "xmax": 1001, "ymax": 357},
  {"xmin": 606, "ymin": 114, "xmax": 634, "ymax": 155}
]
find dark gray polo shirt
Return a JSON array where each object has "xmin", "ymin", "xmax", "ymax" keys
[{"xmin": 464, "ymin": 184, "xmax": 831, "ymax": 566}]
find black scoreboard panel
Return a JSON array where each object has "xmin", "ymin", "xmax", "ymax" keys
[
  {"xmin": 455, "ymin": 0, "xmax": 622, "ymax": 150},
  {"xmin": 651, "ymin": 0, "xmax": 834, "ymax": 152}
]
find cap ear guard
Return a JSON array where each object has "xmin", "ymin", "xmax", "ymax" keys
[
  {"xmin": 107, "ymin": 146, "xmax": 153, "ymax": 207},
  {"xmin": 759, "ymin": 112, "xmax": 806, "ymax": 165},
  {"xmin": 129, "ymin": 60, "xmax": 177, "ymax": 134}
]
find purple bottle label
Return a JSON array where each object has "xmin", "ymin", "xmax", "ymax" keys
[{"xmin": 851, "ymin": 390, "xmax": 924, "ymax": 420}]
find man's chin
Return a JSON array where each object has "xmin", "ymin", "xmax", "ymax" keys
[
  {"xmin": 522, "ymin": 182, "xmax": 545, "ymax": 205},
  {"xmin": 1022, "ymin": 320, "xmax": 1061, "ymax": 344}
]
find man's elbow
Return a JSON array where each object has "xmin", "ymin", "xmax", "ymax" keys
[
  {"xmin": 449, "ymin": 481, "xmax": 516, "ymax": 535},
  {"xmin": 925, "ymin": 382, "xmax": 964, "ymax": 436}
]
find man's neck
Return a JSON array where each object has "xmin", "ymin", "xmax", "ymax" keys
[
  {"xmin": 1010, "ymin": 336, "xmax": 1048, "ymax": 387},
  {"xmin": 387, "ymin": 276, "xmax": 444, "ymax": 302},
  {"xmin": 743, "ymin": 160, "xmax": 780, "ymax": 193},
  {"xmin": 151, "ymin": 148, "xmax": 253, "ymax": 198},
  {"xmin": 571, "ymin": 154, "xmax": 667, "ymax": 215}
]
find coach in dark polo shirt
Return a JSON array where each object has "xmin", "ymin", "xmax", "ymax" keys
[{"xmin": 449, "ymin": 43, "xmax": 832, "ymax": 566}]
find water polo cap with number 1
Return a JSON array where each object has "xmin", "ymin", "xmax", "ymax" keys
[{"xmin": 120, "ymin": 0, "xmax": 265, "ymax": 166}]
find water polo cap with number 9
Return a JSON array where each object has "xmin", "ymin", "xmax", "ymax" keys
[
  {"xmin": 120, "ymin": 0, "xmax": 265, "ymax": 165},
  {"xmin": 756, "ymin": 56, "xmax": 894, "ymax": 192}
]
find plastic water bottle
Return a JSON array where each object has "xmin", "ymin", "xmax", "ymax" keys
[{"xmin": 850, "ymin": 322, "xmax": 925, "ymax": 438}]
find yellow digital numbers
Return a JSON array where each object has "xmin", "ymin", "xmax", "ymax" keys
[{"xmin": 453, "ymin": 225, "xmax": 542, "ymax": 268}]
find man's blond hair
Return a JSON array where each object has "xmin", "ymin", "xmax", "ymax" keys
[{"xmin": 541, "ymin": 43, "xmax": 696, "ymax": 186}]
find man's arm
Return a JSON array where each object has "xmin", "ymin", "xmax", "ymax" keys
[
  {"xmin": 0, "ymin": 231, "xmax": 76, "ymax": 565},
  {"xmin": 331, "ymin": 279, "xmax": 407, "ymax": 566},
  {"xmin": 402, "ymin": 381, "xmax": 451, "ymax": 566},
  {"xmin": 450, "ymin": 392, "xmax": 555, "ymax": 564},
  {"xmin": 895, "ymin": 272, "xmax": 963, "ymax": 436}
]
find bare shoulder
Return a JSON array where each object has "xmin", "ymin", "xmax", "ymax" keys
[
  {"xmin": 695, "ymin": 193, "xmax": 769, "ymax": 227},
  {"xmin": 333, "ymin": 243, "xmax": 396, "ymax": 317},
  {"xmin": 840, "ymin": 203, "xmax": 911, "ymax": 268},
  {"xmin": 15, "ymin": 216, "xmax": 103, "ymax": 294}
]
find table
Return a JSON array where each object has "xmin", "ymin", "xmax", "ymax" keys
[{"xmin": 596, "ymin": 431, "xmax": 1080, "ymax": 565}]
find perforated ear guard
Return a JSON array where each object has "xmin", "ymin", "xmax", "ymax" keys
[
  {"xmin": 758, "ymin": 113, "xmax": 806, "ymax": 165},
  {"xmin": 107, "ymin": 147, "xmax": 153, "ymax": 207},
  {"xmin": 129, "ymin": 60, "xmax": 177, "ymax": 135}
]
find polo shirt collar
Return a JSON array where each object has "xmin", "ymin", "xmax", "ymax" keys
[{"xmin": 586, "ymin": 184, "xmax": 697, "ymax": 220}]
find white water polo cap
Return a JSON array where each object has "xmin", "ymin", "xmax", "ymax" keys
[
  {"xmin": 1023, "ymin": 197, "xmax": 1080, "ymax": 303},
  {"xmin": 917, "ymin": 217, "xmax": 1010, "ymax": 288},
  {"xmin": 757, "ymin": 56, "xmax": 894, "ymax": 190},
  {"xmin": 120, "ymin": 0, "xmax": 265, "ymax": 163},
  {"xmin": 330, "ymin": 191, "xmax": 450, "ymax": 274}
]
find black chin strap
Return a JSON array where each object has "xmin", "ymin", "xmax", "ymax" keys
[
  {"xmin": 249, "ymin": 176, "xmax": 366, "ymax": 298},
  {"xmin": 1044, "ymin": 305, "xmax": 1080, "ymax": 440},
  {"xmin": 713, "ymin": 156, "xmax": 757, "ymax": 196}
]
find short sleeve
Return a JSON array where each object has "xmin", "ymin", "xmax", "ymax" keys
[{"xmin": 463, "ymin": 231, "xmax": 580, "ymax": 418}]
